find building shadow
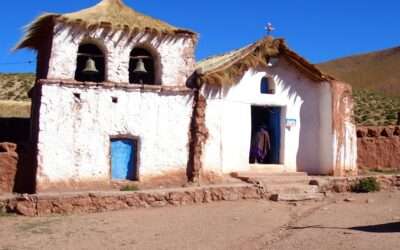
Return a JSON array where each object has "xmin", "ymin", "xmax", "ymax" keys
[{"xmin": 288, "ymin": 222, "xmax": 400, "ymax": 234}]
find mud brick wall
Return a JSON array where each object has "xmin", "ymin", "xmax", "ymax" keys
[
  {"xmin": 0, "ymin": 143, "xmax": 18, "ymax": 193},
  {"xmin": 357, "ymin": 126, "xmax": 400, "ymax": 170}
]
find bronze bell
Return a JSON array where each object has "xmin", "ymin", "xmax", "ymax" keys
[
  {"xmin": 133, "ymin": 58, "xmax": 147, "ymax": 74},
  {"xmin": 82, "ymin": 58, "xmax": 99, "ymax": 75}
]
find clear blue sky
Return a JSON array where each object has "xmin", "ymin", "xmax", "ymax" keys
[{"xmin": 0, "ymin": 0, "xmax": 399, "ymax": 73}]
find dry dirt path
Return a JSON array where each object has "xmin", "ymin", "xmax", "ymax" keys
[{"xmin": 0, "ymin": 191, "xmax": 399, "ymax": 250}]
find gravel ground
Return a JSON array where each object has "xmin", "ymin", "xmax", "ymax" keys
[{"xmin": 0, "ymin": 191, "xmax": 399, "ymax": 250}]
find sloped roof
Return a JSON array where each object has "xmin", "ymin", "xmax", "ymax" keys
[
  {"xmin": 196, "ymin": 36, "xmax": 334, "ymax": 86},
  {"xmin": 16, "ymin": 0, "xmax": 196, "ymax": 50}
]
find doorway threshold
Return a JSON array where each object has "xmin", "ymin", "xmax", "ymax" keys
[{"xmin": 249, "ymin": 164, "xmax": 296, "ymax": 173}]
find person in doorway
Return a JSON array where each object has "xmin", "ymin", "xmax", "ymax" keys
[{"xmin": 250, "ymin": 125, "xmax": 271, "ymax": 164}]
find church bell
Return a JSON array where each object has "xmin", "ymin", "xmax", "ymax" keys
[
  {"xmin": 82, "ymin": 57, "xmax": 99, "ymax": 75},
  {"xmin": 133, "ymin": 58, "xmax": 147, "ymax": 74}
]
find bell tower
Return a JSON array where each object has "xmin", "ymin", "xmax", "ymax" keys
[{"xmin": 16, "ymin": 0, "xmax": 197, "ymax": 86}]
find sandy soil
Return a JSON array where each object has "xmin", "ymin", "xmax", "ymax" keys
[{"xmin": 0, "ymin": 191, "xmax": 399, "ymax": 250}]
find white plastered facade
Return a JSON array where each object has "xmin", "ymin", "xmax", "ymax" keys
[
  {"xmin": 36, "ymin": 84, "xmax": 193, "ymax": 185},
  {"xmin": 34, "ymin": 22, "xmax": 196, "ymax": 187},
  {"xmin": 202, "ymin": 57, "xmax": 357, "ymax": 175}
]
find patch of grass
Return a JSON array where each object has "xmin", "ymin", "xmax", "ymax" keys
[
  {"xmin": 0, "ymin": 210, "xmax": 13, "ymax": 218},
  {"xmin": 120, "ymin": 184, "xmax": 139, "ymax": 192},
  {"xmin": 351, "ymin": 177, "xmax": 381, "ymax": 193}
]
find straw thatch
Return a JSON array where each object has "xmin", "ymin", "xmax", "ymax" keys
[
  {"xmin": 196, "ymin": 36, "xmax": 334, "ymax": 86},
  {"xmin": 16, "ymin": 0, "xmax": 196, "ymax": 50}
]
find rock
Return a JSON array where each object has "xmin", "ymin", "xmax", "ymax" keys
[
  {"xmin": 15, "ymin": 201, "xmax": 36, "ymax": 216},
  {"xmin": 270, "ymin": 194, "xmax": 279, "ymax": 202},
  {"xmin": 344, "ymin": 198, "xmax": 355, "ymax": 202}
]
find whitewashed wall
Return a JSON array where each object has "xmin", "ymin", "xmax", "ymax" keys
[
  {"xmin": 202, "ymin": 58, "xmax": 334, "ymax": 175},
  {"xmin": 36, "ymin": 84, "xmax": 193, "ymax": 185},
  {"xmin": 47, "ymin": 22, "xmax": 196, "ymax": 85}
]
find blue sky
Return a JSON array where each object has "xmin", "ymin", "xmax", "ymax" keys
[{"xmin": 0, "ymin": 0, "xmax": 399, "ymax": 73}]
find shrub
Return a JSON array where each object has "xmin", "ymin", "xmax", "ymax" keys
[
  {"xmin": 120, "ymin": 185, "xmax": 139, "ymax": 192},
  {"xmin": 351, "ymin": 177, "xmax": 380, "ymax": 193}
]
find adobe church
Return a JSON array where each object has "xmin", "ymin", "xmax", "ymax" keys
[{"xmin": 16, "ymin": 0, "xmax": 357, "ymax": 191}]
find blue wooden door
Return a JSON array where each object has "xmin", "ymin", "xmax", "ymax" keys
[
  {"xmin": 268, "ymin": 107, "xmax": 281, "ymax": 164},
  {"xmin": 111, "ymin": 139, "xmax": 136, "ymax": 180}
]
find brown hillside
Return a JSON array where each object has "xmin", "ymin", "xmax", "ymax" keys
[
  {"xmin": 0, "ymin": 73, "xmax": 34, "ymax": 102},
  {"xmin": 317, "ymin": 46, "xmax": 400, "ymax": 97}
]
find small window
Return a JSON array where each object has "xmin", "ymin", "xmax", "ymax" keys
[
  {"xmin": 75, "ymin": 43, "xmax": 105, "ymax": 83},
  {"xmin": 73, "ymin": 93, "xmax": 81, "ymax": 100},
  {"xmin": 260, "ymin": 77, "xmax": 275, "ymax": 94},
  {"xmin": 129, "ymin": 48, "xmax": 156, "ymax": 85}
]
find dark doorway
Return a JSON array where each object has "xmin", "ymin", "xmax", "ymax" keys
[{"xmin": 249, "ymin": 106, "xmax": 281, "ymax": 164}]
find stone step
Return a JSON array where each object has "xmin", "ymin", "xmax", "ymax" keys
[
  {"xmin": 254, "ymin": 176, "xmax": 311, "ymax": 185},
  {"xmin": 266, "ymin": 183, "xmax": 325, "ymax": 202},
  {"xmin": 266, "ymin": 183, "xmax": 320, "ymax": 194},
  {"xmin": 270, "ymin": 192, "xmax": 325, "ymax": 202},
  {"xmin": 232, "ymin": 171, "xmax": 308, "ymax": 178}
]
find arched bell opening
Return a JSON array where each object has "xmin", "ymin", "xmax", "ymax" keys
[
  {"xmin": 75, "ymin": 43, "xmax": 105, "ymax": 83},
  {"xmin": 260, "ymin": 76, "xmax": 276, "ymax": 94},
  {"xmin": 129, "ymin": 48, "xmax": 157, "ymax": 85}
]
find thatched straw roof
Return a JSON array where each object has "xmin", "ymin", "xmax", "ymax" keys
[
  {"xmin": 196, "ymin": 36, "xmax": 334, "ymax": 86},
  {"xmin": 16, "ymin": 0, "xmax": 196, "ymax": 50}
]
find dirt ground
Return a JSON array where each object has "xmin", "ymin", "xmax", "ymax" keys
[{"xmin": 0, "ymin": 191, "xmax": 399, "ymax": 250}]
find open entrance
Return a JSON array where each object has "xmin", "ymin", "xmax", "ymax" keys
[
  {"xmin": 249, "ymin": 106, "xmax": 281, "ymax": 164},
  {"xmin": 111, "ymin": 138, "xmax": 138, "ymax": 181}
]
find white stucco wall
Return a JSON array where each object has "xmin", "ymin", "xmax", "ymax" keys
[
  {"xmin": 333, "ymin": 89, "xmax": 358, "ymax": 174},
  {"xmin": 47, "ymin": 22, "xmax": 196, "ymax": 85},
  {"xmin": 202, "ymin": 58, "xmax": 331, "ymax": 174},
  {"xmin": 319, "ymin": 82, "xmax": 334, "ymax": 175},
  {"xmin": 36, "ymin": 84, "xmax": 193, "ymax": 185}
]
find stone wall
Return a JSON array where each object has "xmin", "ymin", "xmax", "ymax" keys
[
  {"xmin": 357, "ymin": 126, "xmax": 400, "ymax": 170},
  {"xmin": 0, "ymin": 184, "xmax": 261, "ymax": 216},
  {"xmin": 0, "ymin": 143, "xmax": 18, "ymax": 193}
]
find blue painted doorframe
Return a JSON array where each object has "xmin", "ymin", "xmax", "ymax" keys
[
  {"xmin": 111, "ymin": 138, "xmax": 137, "ymax": 180},
  {"xmin": 267, "ymin": 107, "xmax": 281, "ymax": 164}
]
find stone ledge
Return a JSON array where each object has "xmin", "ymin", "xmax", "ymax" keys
[
  {"xmin": 0, "ymin": 184, "xmax": 263, "ymax": 216},
  {"xmin": 312, "ymin": 175, "xmax": 400, "ymax": 193},
  {"xmin": 38, "ymin": 79, "xmax": 194, "ymax": 94}
]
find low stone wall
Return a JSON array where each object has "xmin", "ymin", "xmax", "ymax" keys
[
  {"xmin": 0, "ymin": 184, "xmax": 262, "ymax": 216},
  {"xmin": 357, "ymin": 126, "xmax": 400, "ymax": 170},
  {"xmin": 317, "ymin": 175, "xmax": 400, "ymax": 193}
]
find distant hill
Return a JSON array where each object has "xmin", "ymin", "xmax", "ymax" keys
[
  {"xmin": 0, "ymin": 73, "xmax": 34, "ymax": 102},
  {"xmin": 317, "ymin": 47, "xmax": 400, "ymax": 125},
  {"xmin": 317, "ymin": 46, "xmax": 400, "ymax": 97},
  {"xmin": 0, "ymin": 73, "xmax": 34, "ymax": 118}
]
